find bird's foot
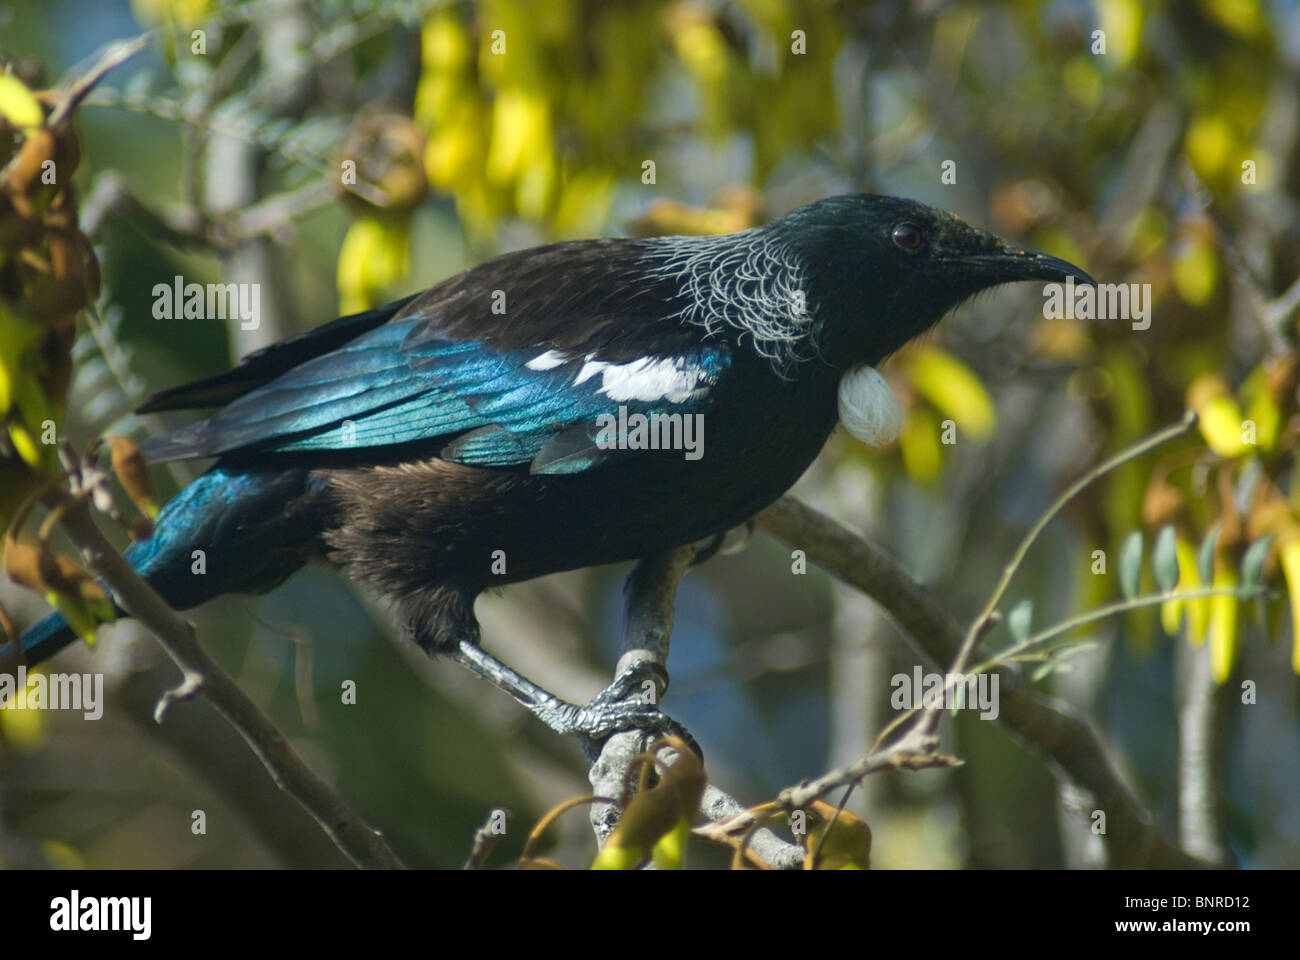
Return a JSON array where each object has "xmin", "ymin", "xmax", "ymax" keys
[
  {"xmin": 534, "ymin": 660, "xmax": 700, "ymax": 759},
  {"xmin": 452, "ymin": 641, "xmax": 700, "ymax": 760}
]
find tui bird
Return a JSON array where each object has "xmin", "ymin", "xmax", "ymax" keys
[{"xmin": 7, "ymin": 194, "xmax": 1091, "ymax": 743}]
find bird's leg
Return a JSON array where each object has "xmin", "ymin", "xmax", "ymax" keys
[
  {"xmin": 451, "ymin": 640, "xmax": 699, "ymax": 759},
  {"xmin": 689, "ymin": 518, "xmax": 754, "ymax": 566},
  {"xmin": 587, "ymin": 544, "xmax": 703, "ymax": 844}
]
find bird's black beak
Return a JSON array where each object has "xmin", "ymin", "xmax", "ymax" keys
[{"xmin": 955, "ymin": 245, "xmax": 1095, "ymax": 286}]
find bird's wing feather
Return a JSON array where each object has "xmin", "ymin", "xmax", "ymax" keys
[
  {"xmin": 142, "ymin": 324, "xmax": 727, "ymax": 472},
  {"xmin": 135, "ymin": 295, "xmax": 419, "ymax": 413},
  {"xmin": 140, "ymin": 237, "xmax": 730, "ymax": 473},
  {"xmin": 141, "ymin": 325, "xmax": 728, "ymax": 474}
]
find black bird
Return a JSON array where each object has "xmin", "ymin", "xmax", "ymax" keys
[{"xmin": 9, "ymin": 194, "xmax": 1091, "ymax": 742}]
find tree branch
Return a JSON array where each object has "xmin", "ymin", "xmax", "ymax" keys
[
  {"xmin": 51, "ymin": 493, "xmax": 404, "ymax": 869},
  {"xmin": 755, "ymin": 495, "xmax": 1215, "ymax": 868},
  {"xmin": 586, "ymin": 544, "xmax": 805, "ymax": 868},
  {"xmin": 587, "ymin": 546, "xmax": 696, "ymax": 849}
]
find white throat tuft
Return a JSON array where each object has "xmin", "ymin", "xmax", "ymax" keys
[{"xmin": 838, "ymin": 365, "xmax": 901, "ymax": 447}]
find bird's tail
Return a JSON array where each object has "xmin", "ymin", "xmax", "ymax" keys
[
  {"xmin": 4, "ymin": 538, "xmax": 154, "ymax": 667},
  {"xmin": 3, "ymin": 465, "xmax": 323, "ymax": 668},
  {"xmin": 4, "ymin": 566, "xmax": 134, "ymax": 668},
  {"xmin": 5, "ymin": 609, "xmax": 82, "ymax": 666}
]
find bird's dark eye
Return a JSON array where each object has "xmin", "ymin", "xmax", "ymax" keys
[{"xmin": 891, "ymin": 222, "xmax": 924, "ymax": 251}]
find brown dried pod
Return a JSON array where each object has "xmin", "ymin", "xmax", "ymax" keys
[
  {"xmin": 0, "ymin": 597, "xmax": 17, "ymax": 644},
  {"xmin": 0, "ymin": 208, "xmax": 41, "ymax": 253},
  {"xmin": 50, "ymin": 554, "xmax": 109, "ymax": 606},
  {"xmin": 106, "ymin": 435, "xmax": 158, "ymax": 518},
  {"xmin": 1142, "ymin": 477, "xmax": 1185, "ymax": 527},
  {"xmin": 335, "ymin": 110, "xmax": 428, "ymax": 215},
  {"xmin": 3, "ymin": 535, "xmax": 48, "ymax": 593},
  {"xmin": 1, "ymin": 127, "xmax": 56, "ymax": 196}
]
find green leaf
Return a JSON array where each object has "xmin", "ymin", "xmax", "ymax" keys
[
  {"xmin": 1240, "ymin": 534, "xmax": 1275, "ymax": 587},
  {"xmin": 1197, "ymin": 522, "xmax": 1222, "ymax": 584},
  {"xmin": 1031, "ymin": 661, "xmax": 1056, "ymax": 682},
  {"xmin": 1008, "ymin": 599, "xmax": 1033, "ymax": 642},
  {"xmin": 1119, "ymin": 530, "xmax": 1143, "ymax": 599},
  {"xmin": 1030, "ymin": 641, "xmax": 1099, "ymax": 682},
  {"xmin": 1153, "ymin": 525, "xmax": 1179, "ymax": 592}
]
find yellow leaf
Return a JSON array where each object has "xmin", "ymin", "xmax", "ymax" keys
[
  {"xmin": 422, "ymin": 13, "xmax": 472, "ymax": 72},
  {"xmin": 336, "ymin": 217, "xmax": 412, "ymax": 315},
  {"xmin": 485, "ymin": 90, "xmax": 551, "ymax": 187},
  {"xmin": 40, "ymin": 841, "xmax": 85, "ymax": 870},
  {"xmin": 0, "ymin": 307, "xmax": 42, "ymax": 417},
  {"xmin": 0, "ymin": 74, "xmax": 43, "ymax": 129},
  {"xmin": 1172, "ymin": 233, "xmax": 1219, "ymax": 307},
  {"xmin": 1187, "ymin": 375, "xmax": 1246, "ymax": 457},
  {"xmin": 1096, "ymin": 0, "xmax": 1143, "ymax": 67},
  {"xmin": 7, "ymin": 422, "xmax": 39, "ymax": 467},
  {"xmin": 1062, "ymin": 57, "xmax": 1102, "ymax": 110},
  {"xmin": 899, "ymin": 405, "xmax": 942, "ymax": 485},
  {"xmin": 1199, "ymin": 397, "xmax": 1247, "ymax": 457},
  {"xmin": 1240, "ymin": 367, "xmax": 1280, "ymax": 452},
  {"xmin": 0, "ymin": 668, "xmax": 46, "ymax": 750},
  {"xmin": 672, "ymin": 19, "xmax": 728, "ymax": 84},
  {"xmin": 1186, "ymin": 114, "xmax": 1236, "ymax": 182},
  {"xmin": 424, "ymin": 106, "xmax": 486, "ymax": 192},
  {"xmin": 1159, "ymin": 592, "xmax": 1181, "ymax": 637},
  {"xmin": 1197, "ymin": 0, "xmax": 1265, "ymax": 38},
  {"xmin": 803, "ymin": 801, "xmax": 872, "ymax": 870},
  {"xmin": 129, "ymin": 0, "xmax": 211, "ymax": 28},
  {"xmin": 1207, "ymin": 565, "xmax": 1239, "ymax": 684},
  {"xmin": 515, "ymin": 150, "xmax": 556, "ymax": 222},
  {"xmin": 591, "ymin": 844, "xmax": 643, "ymax": 870},
  {"xmin": 1281, "ymin": 540, "xmax": 1300, "ymax": 674},
  {"xmin": 1165, "ymin": 538, "xmax": 1210, "ymax": 643},
  {"xmin": 903, "ymin": 346, "xmax": 996, "ymax": 441},
  {"xmin": 592, "ymin": 737, "xmax": 704, "ymax": 870},
  {"xmin": 554, "ymin": 168, "xmax": 614, "ymax": 239},
  {"xmin": 649, "ymin": 816, "xmax": 691, "ymax": 870}
]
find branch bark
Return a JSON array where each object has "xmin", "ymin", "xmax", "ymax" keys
[
  {"xmin": 755, "ymin": 495, "xmax": 1216, "ymax": 868},
  {"xmin": 588, "ymin": 546, "xmax": 698, "ymax": 849},
  {"xmin": 53, "ymin": 494, "xmax": 404, "ymax": 869},
  {"xmin": 587, "ymin": 544, "xmax": 805, "ymax": 868}
]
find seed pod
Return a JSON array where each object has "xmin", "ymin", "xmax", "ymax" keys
[
  {"xmin": 3, "ymin": 127, "xmax": 56, "ymax": 195},
  {"xmin": 3, "ymin": 535, "xmax": 47, "ymax": 592},
  {"xmin": 1141, "ymin": 477, "xmax": 1184, "ymax": 527},
  {"xmin": 49, "ymin": 554, "xmax": 110, "ymax": 607},
  {"xmin": 106, "ymin": 435, "xmax": 159, "ymax": 518}
]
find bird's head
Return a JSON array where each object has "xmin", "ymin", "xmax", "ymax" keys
[{"xmin": 774, "ymin": 194, "xmax": 1094, "ymax": 370}]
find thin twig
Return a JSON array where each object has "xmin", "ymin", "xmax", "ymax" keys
[
  {"xmin": 968, "ymin": 585, "xmax": 1267, "ymax": 677},
  {"xmin": 777, "ymin": 728, "xmax": 960, "ymax": 812},
  {"xmin": 463, "ymin": 810, "xmax": 504, "ymax": 870},
  {"xmin": 50, "ymin": 491, "xmax": 404, "ymax": 869},
  {"xmin": 48, "ymin": 35, "xmax": 152, "ymax": 128},
  {"xmin": 944, "ymin": 411, "xmax": 1199, "ymax": 696},
  {"xmin": 698, "ymin": 785, "xmax": 804, "ymax": 870},
  {"xmin": 754, "ymin": 495, "xmax": 1211, "ymax": 867}
]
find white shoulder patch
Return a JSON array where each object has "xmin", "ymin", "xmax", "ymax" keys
[
  {"xmin": 577, "ymin": 355, "xmax": 707, "ymax": 403},
  {"xmin": 838, "ymin": 365, "xmax": 901, "ymax": 447},
  {"xmin": 525, "ymin": 349, "xmax": 569, "ymax": 371}
]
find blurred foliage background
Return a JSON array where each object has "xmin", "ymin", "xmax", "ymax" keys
[{"xmin": 1, "ymin": 0, "xmax": 1299, "ymax": 868}]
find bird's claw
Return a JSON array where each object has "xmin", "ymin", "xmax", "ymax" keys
[
  {"xmin": 539, "ymin": 659, "xmax": 702, "ymax": 760},
  {"xmin": 589, "ymin": 658, "xmax": 670, "ymax": 708}
]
